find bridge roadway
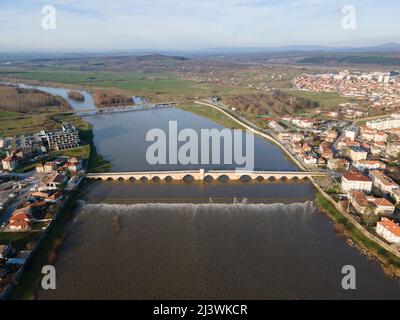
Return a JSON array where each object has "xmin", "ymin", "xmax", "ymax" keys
[{"xmin": 86, "ymin": 169, "xmax": 330, "ymax": 181}]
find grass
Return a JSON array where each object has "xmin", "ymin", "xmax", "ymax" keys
[
  {"xmin": 289, "ymin": 90, "xmax": 356, "ymax": 110},
  {"xmin": 316, "ymin": 193, "xmax": 400, "ymax": 271},
  {"xmin": 176, "ymin": 103, "xmax": 246, "ymax": 130},
  {"xmin": 0, "ymin": 114, "xmax": 55, "ymax": 136},
  {"xmin": 0, "ymin": 110, "xmax": 21, "ymax": 119},
  {"xmin": 1, "ymin": 70, "xmax": 256, "ymax": 102},
  {"xmin": 0, "ymin": 232, "xmax": 41, "ymax": 251}
]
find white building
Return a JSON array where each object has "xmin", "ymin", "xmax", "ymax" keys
[
  {"xmin": 367, "ymin": 114, "xmax": 400, "ymax": 130},
  {"xmin": 369, "ymin": 170, "xmax": 399, "ymax": 195},
  {"xmin": 1, "ymin": 157, "xmax": 18, "ymax": 171},
  {"xmin": 376, "ymin": 218, "xmax": 400, "ymax": 244},
  {"xmin": 349, "ymin": 147, "xmax": 368, "ymax": 162},
  {"xmin": 345, "ymin": 126, "xmax": 359, "ymax": 141},
  {"xmin": 342, "ymin": 171, "xmax": 373, "ymax": 193},
  {"xmin": 353, "ymin": 160, "xmax": 386, "ymax": 172},
  {"xmin": 43, "ymin": 122, "xmax": 80, "ymax": 151}
]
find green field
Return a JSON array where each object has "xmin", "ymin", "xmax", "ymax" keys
[
  {"xmin": 1, "ymin": 70, "xmax": 255, "ymax": 102},
  {"xmin": 289, "ymin": 90, "xmax": 356, "ymax": 109},
  {"xmin": 176, "ymin": 103, "xmax": 245, "ymax": 130}
]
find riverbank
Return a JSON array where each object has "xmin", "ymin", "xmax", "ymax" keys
[
  {"xmin": 7, "ymin": 183, "xmax": 87, "ymax": 300},
  {"xmin": 316, "ymin": 193, "xmax": 400, "ymax": 279},
  {"xmin": 176, "ymin": 103, "xmax": 246, "ymax": 130}
]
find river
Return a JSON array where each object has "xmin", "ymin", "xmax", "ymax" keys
[{"xmin": 18, "ymin": 85, "xmax": 400, "ymax": 299}]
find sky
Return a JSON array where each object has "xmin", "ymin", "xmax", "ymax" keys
[{"xmin": 0, "ymin": 0, "xmax": 399, "ymax": 52}]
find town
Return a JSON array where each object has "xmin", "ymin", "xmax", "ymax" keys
[
  {"xmin": 0, "ymin": 122, "xmax": 84, "ymax": 296},
  {"xmin": 273, "ymin": 72, "xmax": 400, "ymax": 250}
]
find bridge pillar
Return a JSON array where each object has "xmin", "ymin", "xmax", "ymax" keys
[{"xmin": 199, "ymin": 169, "xmax": 205, "ymax": 181}]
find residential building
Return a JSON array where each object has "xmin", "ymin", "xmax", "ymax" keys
[
  {"xmin": 327, "ymin": 158, "xmax": 350, "ymax": 171},
  {"xmin": 44, "ymin": 122, "xmax": 80, "ymax": 151},
  {"xmin": 367, "ymin": 197, "xmax": 396, "ymax": 215},
  {"xmin": 376, "ymin": 218, "xmax": 400, "ymax": 244},
  {"xmin": 1, "ymin": 156, "xmax": 18, "ymax": 171},
  {"xmin": 342, "ymin": 171, "xmax": 373, "ymax": 193},
  {"xmin": 8, "ymin": 211, "xmax": 32, "ymax": 231},
  {"xmin": 345, "ymin": 126, "xmax": 359, "ymax": 141},
  {"xmin": 386, "ymin": 141, "xmax": 400, "ymax": 158},
  {"xmin": 349, "ymin": 191, "xmax": 377, "ymax": 215},
  {"xmin": 369, "ymin": 170, "xmax": 399, "ymax": 195},
  {"xmin": 367, "ymin": 114, "xmax": 400, "ymax": 130},
  {"xmin": 44, "ymin": 161, "xmax": 57, "ymax": 173},
  {"xmin": 353, "ymin": 160, "xmax": 386, "ymax": 172},
  {"xmin": 46, "ymin": 174, "xmax": 67, "ymax": 189},
  {"xmin": 349, "ymin": 147, "xmax": 368, "ymax": 162},
  {"xmin": 391, "ymin": 189, "xmax": 400, "ymax": 204}
]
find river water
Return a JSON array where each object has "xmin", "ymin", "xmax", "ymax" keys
[{"xmin": 22, "ymin": 85, "xmax": 400, "ymax": 299}]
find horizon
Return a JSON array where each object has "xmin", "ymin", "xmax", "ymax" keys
[{"xmin": 0, "ymin": 0, "xmax": 399, "ymax": 52}]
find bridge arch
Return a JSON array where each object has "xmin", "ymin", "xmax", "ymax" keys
[
  {"xmin": 240, "ymin": 175, "xmax": 252, "ymax": 182},
  {"xmin": 217, "ymin": 175, "xmax": 230, "ymax": 183},
  {"xmin": 183, "ymin": 174, "xmax": 195, "ymax": 183}
]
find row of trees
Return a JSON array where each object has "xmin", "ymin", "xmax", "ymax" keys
[
  {"xmin": 92, "ymin": 89, "xmax": 134, "ymax": 108},
  {"xmin": 224, "ymin": 91, "xmax": 320, "ymax": 117},
  {"xmin": 0, "ymin": 86, "xmax": 68, "ymax": 113}
]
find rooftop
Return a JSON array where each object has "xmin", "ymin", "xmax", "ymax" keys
[
  {"xmin": 378, "ymin": 219, "xmax": 400, "ymax": 237},
  {"xmin": 343, "ymin": 171, "xmax": 372, "ymax": 182}
]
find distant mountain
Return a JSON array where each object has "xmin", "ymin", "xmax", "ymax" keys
[{"xmin": 198, "ymin": 43, "xmax": 400, "ymax": 54}]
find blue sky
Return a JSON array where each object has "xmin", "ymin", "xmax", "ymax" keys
[{"xmin": 0, "ymin": 0, "xmax": 399, "ymax": 52}]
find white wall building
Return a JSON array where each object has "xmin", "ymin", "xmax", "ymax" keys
[
  {"xmin": 342, "ymin": 171, "xmax": 373, "ymax": 193},
  {"xmin": 376, "ymin": 218, "xmax": 400, "ymax": 244}
]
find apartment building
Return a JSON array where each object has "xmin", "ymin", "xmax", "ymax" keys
[
  {"xmin": 376, "ymin": 218, "xmax": 400, "ymax": 244},
  {"xmin": 367, "ymin": 114, "xmax": 400, "ymax": 130},
  {"xmin": 353, "ymin": 160, "xmax": 386, "ymax": 172},
  {"xmin": 44, "ymin": 122, "xmax": 80, "ymax": 151},
  {"xmin": 342, "ymin": 171, "xmax": 373, "ymax": 193},
  {"xmin": 349, "ymin": 147, "xmax": 368, "ymax": 162},
  {"xmin": 369, "ymin": 170, "xmax": 399, "ymax": 195}
]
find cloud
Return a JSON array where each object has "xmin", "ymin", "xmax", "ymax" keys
[{"xmin": 0, "ymin": 0, "xmax": 399, "ymax": 51}]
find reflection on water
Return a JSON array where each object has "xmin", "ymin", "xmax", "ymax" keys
[{"xmin": 38, "ymin": 202, "xmax": 400, "ymax": 300}]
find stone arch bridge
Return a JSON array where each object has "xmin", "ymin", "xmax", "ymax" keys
[{"xmin": 86, "ymin": 169, "xmax": 329, "ymax": 182}]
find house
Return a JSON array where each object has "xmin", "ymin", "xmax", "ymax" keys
[
  {"xmin": 7, "ymin": 212, "xmax": 32, "ymax": 231},
  {"xmin": 31, "ymin": 190, "xmax": 63, "ymax": 203},
  {"xmin": 345, "ymin": 126, "xmax": 359, "ymax": 141},
  {"xmin": 325, "ymin": 131, "xmax": 338, "ymax": 143},
  {"xmin": 322, "ymin": 149, "xmax": 334, "ymax": 159},
  {"xmin": 327, "ymin": 158, "xmax": 350, "ymax": 171},
  {"xmin": 353, "ymin": 160, "xmax": 386, "ymax": 172},
  {"xmin": 302, "ymin": 155, "xmax": 318, "ymax": 165},
  {"xmin": 367, "ymin": 197, "xmax": 396, "ymax": 215},
  {"xmin": 376, "ymin": 218, "xmax": 400, "ymax": 244},
  {"xmin": 36, "ymin": 163, "xmax": 45, "ymax": 173},
  {"xmin": 391, "ymin": 189, "xmax": 400, "ymax": 204},
  {"xmin": 44, "ymin": 161, "xmax": 57, "ymax": 173},
  {"xmin": 46, "ymin": 174, "xmax": 67, "ymax": 189},
  {"xmin": 342, "ymin": 171, "xmax": 373, "ymax": 193},
  {"xmin": 349, "ymin": 191, "xmax": 377, "ymax": 215},
  {"xmin": 1, "ymin": 156, "xmax": 18, "ymax": 171},
  {"xmin": 349, "ymin": 147, "xmax": 368, "ymax": 162},
  {"xmin": 369, "ymin": 170, "xmax": 399, "ymax": 195}
]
